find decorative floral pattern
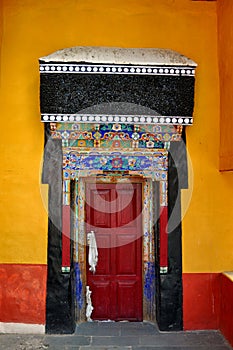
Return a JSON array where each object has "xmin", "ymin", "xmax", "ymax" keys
[
  {"xmin": 62, "ymin": 149, "xmax": 168, "ymax": 181},
  {"xmin": 112, "ymin": 124, "xmax": 121, "ymax": 131},
  {"xmin": 111, "ymin": 157, "xmax": 123, "ymax": 168},
  {"xmin": 51, "ymin": 123, "xmax": 182, "ymax": 149},
  {"xmin": 132, "ymin": 132, "xmax": 140, "ymax": 140}
]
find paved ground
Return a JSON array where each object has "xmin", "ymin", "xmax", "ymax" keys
[{"xmin": 0, "ymin": 322, "xmax": 232, "ymax": 350}]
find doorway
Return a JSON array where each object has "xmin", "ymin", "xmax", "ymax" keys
[{"xmin": 85, "ymin": 182, "xmax": 143, "ymax": 321}]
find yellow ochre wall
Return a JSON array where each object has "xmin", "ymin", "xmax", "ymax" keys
[
  {"xmin": 217, "ymin": 0, "xmax": 233, "ymax": 171},
  {"xmin": 0, "ymin": 0, "xmax": 232, "ymax": 272}
]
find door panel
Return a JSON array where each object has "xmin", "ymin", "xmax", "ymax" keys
[
  {"xmin": 116, "ymin": 238, "xmax": 137, "ymax": 275},
  {"xmin": 95, "ymin": 238, "xmax": 111, "ymax": 275},
  {"xmin": 89, "ymin": 189, "xmax": 111, "ymax": 227},
  {"xmin": 86, "ymin": 182, "xmax": 142, "ymax": 321},
  {"xmin": 116, "ymin": 189, "xmax": 135, "ymax": 226},
  {"xmin": 117, "ymin": 281, "xmax": 139, "ymax": 319},
  {"xmin": 91, "ymin": 281, "xmax": 111, "ymax": 319}
]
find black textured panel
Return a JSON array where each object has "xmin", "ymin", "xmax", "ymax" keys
[
  {"xmin": 169, "ymin": 134, "xmax": 188, "ymax": 190},
  {"xmin": 43, "ymin": 135, "xmax": 75, "ymax": 334},
  {"xmin": 40, "ymin": 74, "xmax": 195, "ymax": 116},
  {"xmin": 156, "ymin": 133, "xmax": 186, "ymax": 331}
]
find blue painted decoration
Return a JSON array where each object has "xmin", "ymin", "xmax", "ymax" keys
[
  {"xmin": 62, "ymin": 149, "xmax": 168, "ymax": 180},
  {"xmin": 144, "ymin": 261, "xmax": 156, "ymax": 301},
  {"xmin": 74, "ymin": 263, "xmax": 83, "ymax": 309}
]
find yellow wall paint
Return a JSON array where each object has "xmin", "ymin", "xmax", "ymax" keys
[
  {"xmin": 0, "ymin": 0, "xmax": 233, "ymax": 270},
  {"xmin": 217, "ymin": 0, "xmax": 233, "ymax": 171}
]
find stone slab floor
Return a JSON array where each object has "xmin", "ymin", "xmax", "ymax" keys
[{"xmin": 0, "ymin": 322, "xmax": 232, "ymax": 350}]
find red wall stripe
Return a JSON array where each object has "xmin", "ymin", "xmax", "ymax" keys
[
  {"xmin": 0, "ymin": 264, "xmax": 47, "ymax": 324},
  {"xmin": 220, "ymin": 274, "xmax": 233, "ymax": 347},
  {"xmin": 160, "ymin": 206, "xmax": 168, "ymax": 268},
  {"xmin": 183, "ymin": 273, "xmax": 221, "ymax": 330},
  {"xmin": 62, "ymin": 205, "xmax": 71, "ymax": 268},
  {"xmin": 183, "ymin": 272, "xmax": 233, "ymax": 347}
]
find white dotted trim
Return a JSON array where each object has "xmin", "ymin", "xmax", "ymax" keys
[
  {"xmin": 40, "ymin": 64, "xmax": 196, "ymax": 76},
  {"xmin": 41, "ymin": 114, "xmax": 193, "ymax": 125}
]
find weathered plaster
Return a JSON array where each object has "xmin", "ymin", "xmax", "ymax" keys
[{"xmin": 40, "ymin": 46, "xmax": 197, "ymax": 66}]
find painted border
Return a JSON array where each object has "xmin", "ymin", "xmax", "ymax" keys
[
  {"xmin": 73, "ymin": 177, "xmax": 156, "ymax": 322},
  {"xmin": 39, "ymin": 64, "xmax": 195, "ymax": 76},
  {"xmin": 62, "ymin": 148, "xmax": 168, "ymax": 182},
  {"xmin": 41, "ymin": 114, "xmax": 193, "ymax": 125}
]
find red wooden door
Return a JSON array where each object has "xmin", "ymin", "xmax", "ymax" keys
[{"xmin": 86, "ymin": 182, "xmax": 142, "ymax": 321}]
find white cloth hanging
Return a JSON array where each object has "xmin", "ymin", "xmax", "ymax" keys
[
  {"xmin": 87, "ymin": 230, "xmax": 98, "ymax": 273},
  {"xmin": 86, "ymin": 286, "xmax": 94, "ymax": 321}
]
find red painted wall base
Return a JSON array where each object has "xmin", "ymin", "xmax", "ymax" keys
[
  {"xmin": 183, "ymin": 273, "xmax": 220, "ymax": 330},
  {"xmin": 183, "ymin": 272, "xmax": 233, "ymax": 347},
  {"xmin": 220, "ymin": 274, "xmax": 233, "ymax": 347},
  {"xmin": 0, "ymin": 265, "xmax": 232, "ymax": 345},
  {"xmin": 0, "ymin": 264, "xmax": 47, "ymax": 324}
]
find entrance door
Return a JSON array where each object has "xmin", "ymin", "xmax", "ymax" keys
[{"xmin": 86, "ymin": 182, "xmax": 142, "ymax": 321}]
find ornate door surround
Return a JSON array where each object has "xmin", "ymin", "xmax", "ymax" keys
[{"xmin": 40, "ymin": 46, "xmax": 197, "ymax": 333}]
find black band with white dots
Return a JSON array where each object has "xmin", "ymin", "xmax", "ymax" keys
[
  {"xmin": 41, "ymin": 114, "xmax": 193, "ymax": 125},
  {"xmin": 39, "ymin": 64, "xmax": 195, "ymax": 76}
]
